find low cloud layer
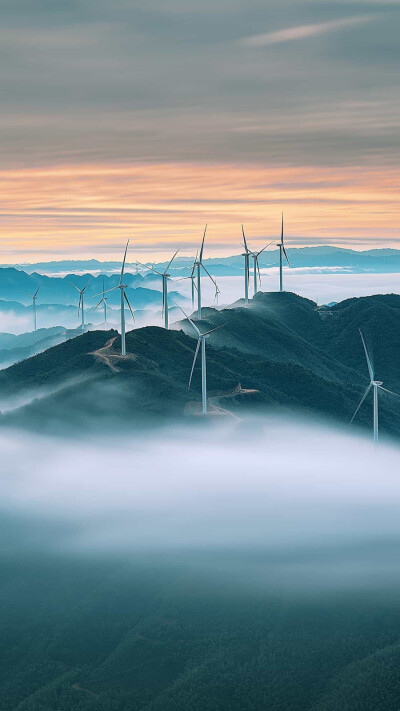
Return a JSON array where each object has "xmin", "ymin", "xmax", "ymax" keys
[{"xmin": 1, "ymin": 418, "xmax": 400, "ymax": 591}]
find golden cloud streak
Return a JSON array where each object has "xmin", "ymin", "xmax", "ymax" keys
[{"xmin": 0, "ymin": 162, "xmax": 398, "ymax": 261}]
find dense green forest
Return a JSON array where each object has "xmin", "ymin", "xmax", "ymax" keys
[{"xmin": 1, "ymin": 551, "xmax": 400, "ymax": 710}]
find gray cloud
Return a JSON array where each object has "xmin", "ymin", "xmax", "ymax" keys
[{"xmin": 0, "ymin": 0, "xmax": 399, "ymax": 167}]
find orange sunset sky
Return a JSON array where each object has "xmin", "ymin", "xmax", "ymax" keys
[{"xmin": 1, "ymin": 1, "xmax": 399, "ymax": 262}]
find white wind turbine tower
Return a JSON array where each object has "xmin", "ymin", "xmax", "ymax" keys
[
  {"xmin": 190, "ymin": 251, "xmax": 198, "ymax": 310},
  {"xmin": 69, "ymin": 279, "xmax": 90, "ymax": 331},
  {"xmin": 23, "ymin": 285, "xmax": 41, "ymax": 331},
  {"xmin": 178, "ymin": 306, "xmax": 224, "ymax": 415},
  {"xmin": 277, "ymin": 212, "xmax": 290, "ymax": 292},
  {"xmin": 193, "ymin": 225, "xmax": 219, "ymax": 319},
  {"xmin": 93, "ymin": 275, "xmax": 108, "ymax": 326},
  {"xmin": 138, "ymin": 249, "xmax": 179, "ymax": 329},
  {"xmin": 351, "ymin": 328, "xmax": 400, "ymax": 444},
  {"xmin": 94, "ymin": 240, "xmax": 134, "ymax": 355}
]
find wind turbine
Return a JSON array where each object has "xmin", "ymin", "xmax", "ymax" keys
[
  {"xmin": 138, "ymin": 249, "xmax": 179, "ymax": 329},
  {"xmin": 351, "ymin": 328, "xmax": 400, "ymax": 444},
  {"xmin": 93, "ymin": 275, "xmax": 108, "ymax": 326},
  {"xmin": 178, "ymin": 305, "xmax": 224, "ymax": 415},
  {"xmin": 241, "ymin": 226, "xmax": 251, "ymax": 304},
  {"xmin": 93, "ymin": 241, "xmax": 134, "ymax": 355},
  {"xmin": 277, "ymin": 212, "xmax": 290, "ymax": 292},
  {"xmin": 69, "ymin": 279, "xmax": 90, "ymax": 331},
  {"xmin": 23, "ymin": 285, "xmax": 41, "ymax": 331},
  {"xmin": 193, "ymin": 226, "xmax": 219, "ymax": 319}
]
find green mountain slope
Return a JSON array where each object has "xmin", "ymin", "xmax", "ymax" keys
[
  {"xmin": 0, "ymin": 292, "xmax": 399, "ymax": 436},
  {"xmin": 2, "ymin": 554, "xmax": 400, "ymax": 710}
]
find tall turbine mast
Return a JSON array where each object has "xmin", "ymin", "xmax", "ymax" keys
[
  {"xmin": 23, "ymin": 285, "xmax": 41, "ymax": 331},
  {"xmin": 69, "ymin": 279, "xmax": 90, "ymax": 331},
  {"xmin": 178, "ymin": 305, "xmax": 224, "ymax": 415},
  {"xmin": 193, "ymin": 226, "xmax": 219, "ymax": 319},
  {"xmin": 241, "ymin": 226, "xmax": 250, "ymax": 304},
  {"xmin": 138, "ymin": 249, "xmax": 179, "ymax": 329},
  {"xmin": 93, "ymin": 274, "xmax": 108, "ymax": 326},
  {"xmin": 277, "ymin": 213, "xmax": 290, "ymax": 292},
  {"xmin": 351, "ymin": 328, "xmax": 400, "ymax": 443},
  {"xmin": 93, "ymin": 241, "xmax": 134, "ymax": 354},
  {"xmin": 190, "ymin": 251, "xmax": 198, "ymax": 310}
]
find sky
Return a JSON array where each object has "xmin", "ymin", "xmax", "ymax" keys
[{"xmin": 1, "ymin": 0, "xmax": 399, "ymax": 261}]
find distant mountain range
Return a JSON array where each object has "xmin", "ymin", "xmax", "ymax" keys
[
  {"xmin": 1, "ymin": 292, "xmax": 399, "ymax": 437},
  {"xmin": 0, "ymin": 326, "xmax": 85, "ymax": 369},
  {"xmin": 0, "ymin": 267, "xmax": 183, "ymax": 308},
  {"xmin": 9, "ymin": 246, "xmax": 400, "ymax": 275}
]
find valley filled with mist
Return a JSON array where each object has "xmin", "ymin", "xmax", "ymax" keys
[
  {"xmin": 1, "ymin": 255, "xmax": 400, "ymax": 710},
  {"xmin": 2, "ymin": 421, "xmax": 400, "ymax": 710}
]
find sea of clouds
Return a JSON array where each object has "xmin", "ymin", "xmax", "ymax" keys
[{"xmin": 1, "ymin": 417, "xmax": 400, "ymax": 591}]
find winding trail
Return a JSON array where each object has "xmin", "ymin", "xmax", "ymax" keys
[{"xmin": 90, "ymin": 337, "xmax": 137, "ymax": 372}]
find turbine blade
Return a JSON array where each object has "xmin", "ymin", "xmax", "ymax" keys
[
  {"xmin": 203, "ymin": 323, "xmax": 226, "ymax": 336},
  {"xmin": 377, "ymin": 385, "xmax": 400, "ymax": 399},
  {"xmin": 120, "ymin": 239, "xmax": 130, "ymax": 282},
  {"xmin": 350, "ymin": 383, "xmax": 372, "ymax": 424},
  {"xmin": 92, "ymin": 285, "xmax": 119, "ymax": 297},
  {"xmin": 176, "ymin": 304, "xmax": 201, "ymax": 336},
  {"xmin": 81, "ymin": 278, "xmax": 91, "ymax": 293},
  {"xmin": 201, "ymin": 265, "xmax": 219, "ymax": 291},
  {"xmin": 199, "ymin": 225, "xmax": 207, "ymax": 262},
  {"xmin": 241, "ymin": 225, "xmax": 249, "ymax": 254},
  {"xmin": 34, "ymin": 285, "xmax": 41, "ymax": 298},
  {"xmin": 282, "ymin": 246, "xmax": 290, "ymax": 266},
  {"xmin": 68, "ymin": 281, "xmax": 81, "ymax": 292},
  {"xmin": 93, "ymin": 299, "xmax": 104, "ymax": 311},
  {"xmin": 188, "ymin": 338, "xmax": 201, "ymax": 390},
  {"xmin": 359, "ymin": 329, "xmax": 374, "ymax": 381},
  {"xmin": 23, "ymin": 290, "xmax": 34, "ymax": 298},
  {"xmin": 164, "ymin": 248, "xmax": 180, "ymax": 275},
  {"xmin": 256, "ymin": 241, "xmax": 274, "ymax": 257},
  {"xmin": 137, "ymin": 260, "xmax": 163, "ymax": 276},
  {"xmin": 124, "ymin": 291, "xmax": 135, "ymax": 320},
  {"xmin": 281, "ymin": 212, "xmax": 284, "ymax": 244},
  {"xmin": 256, "ymin": 257, "xmax": 262, "ymax": 286}
]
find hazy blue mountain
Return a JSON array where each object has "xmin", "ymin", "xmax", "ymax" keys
[
  {"xmin": 0, "ymin": 268, "xmax": 170, "ymax": 307},
  {"xmin": 10, "ymin": 245, "xmax": 400, "ymax": 277},
  {"xmin": 0, "ymin": 326, "xmax": 84, "ymax": 369}
]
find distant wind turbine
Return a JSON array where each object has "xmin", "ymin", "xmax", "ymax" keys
[
  {"xmin": 93, "ymin": 275, "xmax": 108, "ymax": 326},
  {"xmin": 277, "ymin": 213, "xmax": 290, "ymax": 292},
  {"xmin": 178, "ymin": 305, "xmax": 224, "ymax": 415},
  {"xmin": 193, "ymin": 226, "xmax": 219, "ymax": 319},
  {"xmin": 94, "ymin": 241, "xmax": 134, "ymax": 355},
  {"xmin": 138, "ymin": 249, "xmax": 179, "ymax": 329},
  {"xmin": 23, "ymin": 285, "xmax": 41, "ymax": 331},
  {"xmin": 241, "ymin": 226, "xmax": 251, "ymax": 304},
  {"xmin": 69, "ymin": 279, "xmax": 90, "ymax": 331},
  {"xmin": 351, "ymin": 328, "xmax": 400, "ymax": 444}
]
